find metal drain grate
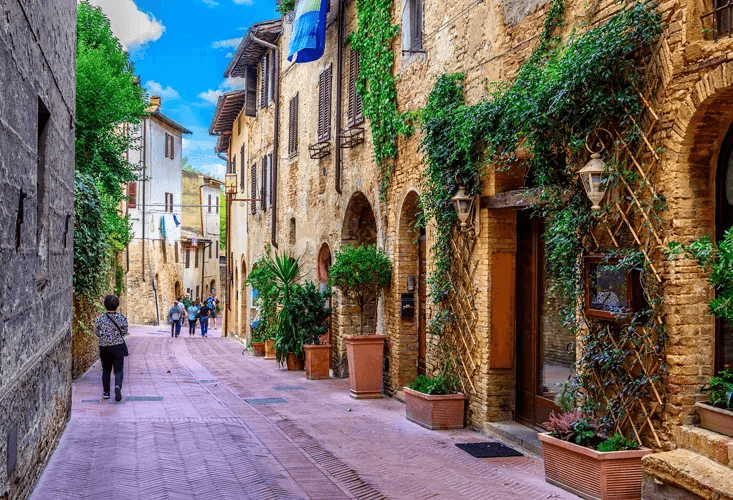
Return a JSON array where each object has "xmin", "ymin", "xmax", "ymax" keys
[
  {"xmin": 245, "ymin": 398, "xmax": 287, "ymax": 405},
  {"xmin": 273, "ymin": 386, "xmax": 307, "ymax": 391},
  {"xmin": 125, "ymin": 396, "xmax": 163, "ymax": 401},
  {"xmin": 455, "ymin": 442, "xmax": 523, "ymax": 458},
  {"xmin": 81, "ymin": 399, "xmax": 100, "ymax": 403}
]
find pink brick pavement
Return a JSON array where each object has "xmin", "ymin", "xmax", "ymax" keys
[{"xmin": 30, "ymin": 324, "xmax": 579, "ymax": 500}]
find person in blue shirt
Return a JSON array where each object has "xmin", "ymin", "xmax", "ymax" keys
[{"xmin": 187, "ymin": 299, "xmax": 200, "ymax": 336}]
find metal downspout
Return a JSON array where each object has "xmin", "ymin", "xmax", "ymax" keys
[{"xmin": 335, "ymin": 0, "xmax": 344, "ymax": 194}]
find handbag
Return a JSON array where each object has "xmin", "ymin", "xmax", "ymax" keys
[{"xmin": 106, "ymin": 313, "xmax": 130, "ymax": 357}]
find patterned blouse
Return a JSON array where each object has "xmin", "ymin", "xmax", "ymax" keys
[{"xmin": 94, "ymin": 312, "xmax": 129, "ymax": 347}]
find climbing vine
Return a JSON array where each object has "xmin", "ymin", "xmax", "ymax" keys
[
  {"xmin": 419, "ymin": 1, "xmax": 661, "ymax": 336},
  {"xmin": 350, "ymin": 0, "xmax": 412, "ymax": 197}
]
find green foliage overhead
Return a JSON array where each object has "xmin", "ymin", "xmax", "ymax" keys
[
  {"xmin": 350, "ymin": 0, "xmax": 413, "ymax": 197},
  {"xmin": 329, "ymin": 244, "xmax": 392, "ymax": 335},
  {"xmin": 74, "ymin": 1, "xmax": 146, "ymax": 299},
  {"xmin": 277, "ymin": 0, "xmax": 295, "ymax": 16}
]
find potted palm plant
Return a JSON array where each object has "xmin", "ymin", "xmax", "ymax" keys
[
  {"xmin": 538, "ymin": 386, "xmax": 652, "ymax": 500},
  {"xmin": 696, "ymin": 370, "xmax": 733, "ymax": 437},
  {"xmin": 250, "ymin": 321, "xmax": 265, "ymax": 356},
  {"xmin": 246, "ymin": 252, "xmax": 279, "ymax": 361},
  {"xmin": 329, "ymin": 244, "xmax": 392, "ymax": 399},
  {"xmin": 291, "ymin": 282, "xmax": 333, "ymax": 380},
  {"xmin": 404, "ymin": 362, "xmax": 466, "ymax": 430},
  {"xmin": 268, "ymin": 252, "xmax": 305, "ymax": 370}
]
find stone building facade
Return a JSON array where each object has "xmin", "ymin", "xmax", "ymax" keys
[
  {"xmin": 0, "ymin": 1, "xmax": 76, "ymax": 499},
  {"xmin": 120, "ymin": 97, "xmax": 190, "ymax": 324},
  {"xmin": 216, "ymin": 0, "xmax": 733, "ymax": 495}
]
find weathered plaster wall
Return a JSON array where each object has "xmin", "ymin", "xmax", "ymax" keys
[{"xmin": 0, "ymin": 1, "xmax": 76, "ymax": 498}]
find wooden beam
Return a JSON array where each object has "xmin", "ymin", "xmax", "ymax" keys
[{"xmin": 481, "ymin": 186, "xmax": 563, "ymax": 209}]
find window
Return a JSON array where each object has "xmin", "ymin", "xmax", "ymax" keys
[
  {"xmin": 251, "ymin": 162, "xmax": 257, "ymax": 214},
  {"xmin": 196, "ymin": 285, "xmax": 200, "ymax": 299},
  {"xmin": 245, "ymin": 66, "xmax": 257, "ymax": 117},
  {"xmin": 269, "ymin": 52, "xmax": 275, "ymax": 104},
  {"xmin": 348, "ymin": 48, "xmax": 364, "ymax": 127},
  {"xmin": 128, "ymin": 182, "xmax": 137, "ymax": 209},
  {"xmin": 260, "ymin": 156, "xmax": 268, "ymax": 210},
  {"xmin": 215, "ymin": 242, "xmax": 219, "ymax": 257},
  {"xmin": 240, "ymin": 145, "xmax": 245, "ymax": 192},
  {"xmin": 195, "ymin": 247, "xmax": 199, "ymax": 268},
  {"xmin": 164, "ymin": 133, "xmax": 175, "ymax": 159},
  {"xmin": 37, "ymin": 97, "xmax": 50, "ymax": 269},
  {"xmin": 186, "ymin": 248, "xmax": 190, "ymax": 268},
  {"xmin": 208, "ymin": 194, "xmax": 212, "ymax": 213},
  {"xmin": 209, "ymin": 243, "xmax": 212, "ymax": 259},
  {"xmin": 268, "ymin": 153, "xmax": 273, "ymax": 207},
  {"xmin": 175, "ymin": 241, "xmax": 179, "ymax": 263},
  {"xmin": 318, "ymin": 65, "xmax": 332, "ymax": 141},
  {"xmin": 402, "ymin": 0, "xmax": 423, "ymax": 52},
  {"xmin": 161, "ymin": 240, "xmax": 167, "ymax": 264},
  {"xmin": 216, "ymin": 196, "xmax": 219, "ymax": 214},
  {"xmin": 164, "ymin": 192, "xmax": 173, "ymax": 212},
  {"xmin": 231, "ymin": 155, "xmax": 236, "ymax": 175},
  {"xmin": 260, "ymin": 53, "xmax": 269, "ymax": 109},
  {"xmin": 289, "ymin": 93, "xmax": 299, "ymax": 158}
]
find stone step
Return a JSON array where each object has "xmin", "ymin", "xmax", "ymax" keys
[
  {"xmin": 642, "ymin": 449, "xmax": 733, "ymax": 500},
  {"xmin": 482, "ymin": 420, "xmax": 543, "ymax": 457},
  {"xmin": 674, "ymin": 424, "xmax": 733, "ymax": 469}
]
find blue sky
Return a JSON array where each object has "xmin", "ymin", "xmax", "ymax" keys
[{"xmin": 87, "ymin": 0, "xmax": 279, "ymax": 179}]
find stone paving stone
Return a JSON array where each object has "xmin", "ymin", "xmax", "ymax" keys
[{"xmin": 30, "ymin": 325, "xmax": 579, "ymax": 500}]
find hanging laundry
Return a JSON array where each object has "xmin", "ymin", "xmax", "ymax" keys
[
  {"xmin": 173, "ymin": 214, "xmax": 180, "ymax": 227},
  {"xmin": 287, "ymin": 0, "xmax": 328, "ymax": 63},
  {"xmin": 160, "ymin": 215, "xmax": 167, "ymax": 240}
]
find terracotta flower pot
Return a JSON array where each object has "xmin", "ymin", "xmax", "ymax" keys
[
  {"xmin": 304, "ymin": 344, "xmax": 330, "ymax": 380},
  {"xmin": 286, "ymin": 352, "xmax": 304, "ymax": 371},
  {"xmin": 696, "ymin": 402, "xmax": 733, "ymax": 437},
  {"xmin": 344, "ymin": 335, "xmax": 385, "ymax": 399},
  {"xmin": 403, "ymin": 387, "xmax": 466, "ymax": 430},
  {"xmin": 539, "ymin": 433, "xmax": 653, "ymax": 500},
  {"xmin": 264, "ymin": 339, "xmax": 276, "ymax": 360},
  {"xmin": 251, "ymin": 341, "xmax": 265, "ymax": 357}
]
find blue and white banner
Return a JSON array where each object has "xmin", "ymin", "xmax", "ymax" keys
[{"xmin": 287, "ymin": 0, "xmax": 328, "ymax": 63}]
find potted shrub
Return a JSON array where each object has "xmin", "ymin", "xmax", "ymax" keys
[
  {"xmin": 404, "ymin": 364, "xmax": 466, "ymax": 430},
  {"xmin": 696, "ymin": 370, "xmax": 733, "ymax": 437},
  {"xmin": 246, "ymin": 250, "xmax": 280, "ymax": 361},
  {"xmin": 539, "ymin": 409, "xmax": 652, "ymax": 500},
  {"xmin": 291, "ymin": 281, "xmax": 332, "ymax": 380},
  {"xmin": 268, "ymin": 252, "xmax": 305, "ymax": 370},
  {"xmin": 250, "ymin": 321, "xmax": 265, "ymax": 356},
  {"xmin": 330, "ymin": 244, "xmax": 392, "ymax": 399}
]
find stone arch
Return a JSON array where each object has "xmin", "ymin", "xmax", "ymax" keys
[
  {"xmin": 664, "ymin": 64, "xmax": 733, "ymax": 424},
  {"xmin": 317, "ymin": 243, "xmax": 334, "ymax": 369},
  {"xmin": 341, "ymin": 191, "xmax": 377, "ymax": 246},
  {"xmin": 209, "ymin": 280, "xmax": 216, "ymax": 295}
]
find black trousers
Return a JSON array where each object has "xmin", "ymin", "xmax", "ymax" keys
[{"xmin": 99, "ymin": 344, "xmax": 126, "ymax": 393}]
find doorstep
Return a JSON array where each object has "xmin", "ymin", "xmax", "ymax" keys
[{"xmin": 482, "ymin": 420, "xmax": 543, "ymax": 457}]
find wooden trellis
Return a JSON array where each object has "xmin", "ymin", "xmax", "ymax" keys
[{"xmin": 583, "ymin": 56, "xmax": 666, "ymax": 447}]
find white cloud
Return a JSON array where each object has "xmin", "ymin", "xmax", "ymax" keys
[
  {"xmin": 198, "ymin": 163, "xmax": 228, "ymax": 179},
  {"xmin": 198, "ymin": 89, "xmax": 224, "ymax": 106},
  {"xmin": 196, "ymin": 78, "xmax": 247, "ymax": 107},
  {"xmin": 86, "ymin": 0, "xmax": 165, "ymax": 51},
  {"xmin": 145, "ymin": 80, "xmax": 179, "ymax": 100},
  {"xmin": 233, "ymin": 0, "xmax": 254, "ymax": 5},
  {"xmin": 203, "ymin": 0, "xmax": 220, "ymax": 6},
  {"xmin": 212, "ymin": 37, "xmax": 243, "ymax": 49}
]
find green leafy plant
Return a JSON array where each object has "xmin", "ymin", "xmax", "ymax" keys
[
  {"xmin": 290, "ymin": 281, "xmax": 333, "ymax": 346},
  {"xmin": 555, "ymin": 380, "xmax": 578, "ymax": 413},
  {"xmin": 545, "ymin": 410, "xmax": 602, "ymax": 448},
  {"xmin": 597, "ymin": 433, "xmax": 640, "ymax": 452},
  {"xmin": 277, "ymin": 0, "xmax": 295, "ymax": 16},
  {"xmin": 667, "ymin": 231, "xmax": 733, "ymax": 322},
  {"xmin": 246, "ymin": 247, "xmax": 280, "ymax": 341},
  {"xmin": 250, "ymin": 323, "xmax": 266, "ymax": 343},
  {"xmin": 329, "ymin": 244, "xmax": 392, "ymax": 335},
  {"xmin": 267, "ymin": 252, "xmax": 303, "ymax": 365},
  {"xmin": 408, "ymin": 361, "xmax": 459, "ymax": 395},
  {"xmin": 349, "ymin": 0, "xmax": 413, "ymax": 197},
  {"xmin": 702, "ymin": 370, "xmax": 733, "ymax": 410}
]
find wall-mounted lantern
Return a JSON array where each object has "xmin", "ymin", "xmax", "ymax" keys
[
  {"xmin": 451, "ymin": 186, "xmax": 474, "ymax": 229},
  {"xmin": 224, "ymin": 173, "xmax": 237, "ymax": 195},
  {"xmin": 407, "ymin": 274, "xmax": 416, "ymax": 292},
  {"xmin": 580, "ymin": 128, "xmax": 614, "ymax": 211}
]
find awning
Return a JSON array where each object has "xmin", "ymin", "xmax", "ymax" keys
[
  {"xmin": 209, "ymin": 90, "xmax": 246, "ymax": 136},
  {"xmin": 223, "ymin": 19, "xmax": 283, "ymax": 79}
]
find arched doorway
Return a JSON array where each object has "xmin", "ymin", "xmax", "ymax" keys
[
  {"xmin": 335, "ymin": 192, "xmax": 379, "ymax": 377},
  {"xmin": 396, "ymin": 191, "xmax": 426, "ymax": 389},
  {"xmin": 209, "ymin": 280, "xmax": 216, "ymax": 295},
  {"xmin": 318, "ymin": 243, "xmax": 333, "ymax": 368},
  {"xmin": 174, "ymin": 281, "xmax": 182, "ymax": 300},
  {"xmin": 716, "ymin": 125, "xmax": 733, "ymax": 370},
  {"xmin": 241, "ymin": 259, "xmax": 247, "ymax": 341}
]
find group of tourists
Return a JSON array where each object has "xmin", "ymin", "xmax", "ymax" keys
[{"xmin": 167, "ymin": 292, "xmax": 219, "ymax": 338}]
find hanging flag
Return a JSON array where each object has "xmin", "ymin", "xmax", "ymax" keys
[{"xmin": 287, "ymin": 0, "xmax": 328, "ymax": 63}]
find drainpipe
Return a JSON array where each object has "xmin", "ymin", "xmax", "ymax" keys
[
  {"xmin": 335, "ymin": 0, "xmax": 344, "ymax": 194},
  {"xmin": 142, "ymin": 118, "xmax": 147, "ymax": 282},
  {"xmin": 218, "ymin": 150, "xmax": 231, "ymax": 337},
  {"xmin": 251, "ymin": 33, "xmax": 279, "ymax": 249}
]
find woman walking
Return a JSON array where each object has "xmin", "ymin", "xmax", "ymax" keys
[
  {"xmin": 94, "ymin": 294, "xmax": 129, "ymax": 402},
  {"xmin": 187, "ymin": 299, "xmax": 200, "ymax": 336}
]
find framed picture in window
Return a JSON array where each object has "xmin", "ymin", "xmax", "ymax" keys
[
  {"xmin": 583, "ymin": 255, "xmax": 645, "ymax": 321},
  {"xmin": 250, "ymin": 288, "xmax": 259, "ymax": 309}
]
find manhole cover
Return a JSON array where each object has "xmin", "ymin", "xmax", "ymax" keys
[
  {"xmin": 197, "ymin": 380, "xmax": 218, "ymax": 383},
  {"xmin": 455, "ymin": 442, "xmax": 523, "ymax": 458},
  {"xmin": 245, "ymin": 398, "xmax": 287, "ymax": 405},
  {"xmin": 273, "ymin": 386, "xmax": 307, "ymax": 391},
  {"xmin": 125, "ymin": 396, "xmax": 163, "ymax": 401}
]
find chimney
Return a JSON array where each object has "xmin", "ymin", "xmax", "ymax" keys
[{"xmin": 149, "ymin": 96, "xmax": 161, "ymax": 112}]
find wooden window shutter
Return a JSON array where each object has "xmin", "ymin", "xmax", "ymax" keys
[
  {"xmin": 209, "ymin": 244, "xmax": 212, "ymax": 259},
  {"xmin": 261, "ymin": 156, "xmax": 267, "ymax": 210},
  {"xmin": 161, "ymin": 240, "xmax": 167, "ymax": 263},
  {"xmin": 289, "ymin": 94, "xmax": 299, "ymax": 157},
  {"xmin": 269, "ymin": 52, "xmax": 276, "ymax": 104},
  {"xmin": 251, "ymin": 162, "xmax": 257, "ymax": 214},
  {"xmin": 208, "ymin": 194, "xmax": 212, "ymax": 213},
  {"xmin": 170, "ymin": 134, "xmax": 175, "ymax": 160},
  {"xmin": 245, "ymin": 66, "xmax": 257, "ymax": 117},
  {"xmin": 175, "ymin": 242, "xmax": 179, "ymax": 263},
  {"xmin": 348, "ymin": 48, "xmax": 356, "ymax": 127},
  {"xmin": 128, "ymin": 182, "xmax": 137, "ymax": 209},
  {"xmin": 231, "ymin": 155, "xmax": 236, "ymax": 175},
  {"xmin": 354, "ymin": 52, "xmax": 363, "ymax": 124},
  {"xmin": 411, "ymin": 0, "xmax": 423, "ymax": 50},
  {"xmin": 325, "ymin": 64, "xmax": 332, "ymax": 140},
  {"xmin": 195, "ymin": 248, "xmax": 199, "ymax": 268},
  {"xmin": 318, "ymin": 70, "xmax": 325, "ymax": 141},
  {"xmin": 186, "ymin": 248, "xmax": 190, "ymax": 268},
  {"xmin": 260, "ymin": 54, "xmax": 268, "ymax": 109},
  {"xmin": 216, "ymin": 197, "xmax": 219, "ymax": 214},
  {"xmin": 240, "ymin": 145, "xmax": 245, "ymax": 191},
  {"xmin": 164, "ymin": 133, "xmax": 169, "ymax": 158},
  {"xmin": 268, "ymin": 153, "xmax": 273, "ymax": 207}
]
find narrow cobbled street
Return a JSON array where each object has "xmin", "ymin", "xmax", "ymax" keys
[{"xmin": 31, "ymin": 326, "xmax": 576, "ymax": 500}]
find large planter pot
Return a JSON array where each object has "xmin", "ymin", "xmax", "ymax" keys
[
  {"xmin": 539, "ymin": 433, "xmax": 652, "ymax": 500},
  {"xmin": 251, "ymin": 341, "xmax": 265, "ymax": 357},
  {"xmin": 344, "ymin": 335, "xmax": 385, "ymax": 399},
  {"xmin": 286, "ymin": 352, "xmax": 304, "ymax": 371},
  {"xmin": 264, "ymin": 339, "xmax": 276, "ymax": 360},
  {"xmin": 403, "ymin": 387, "xmax": 466, "ymax": 430},
  {"xmin": 304, "ymin": 344, "xmax": 330, "ymax": 380},
  {"xmin": 696, "ymin": 401, "xmax": 733, "ymax": 437}
]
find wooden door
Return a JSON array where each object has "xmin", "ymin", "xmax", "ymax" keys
[{"xmin": 418, "ymin": 227, "xmax": 427, "ymax": 375}]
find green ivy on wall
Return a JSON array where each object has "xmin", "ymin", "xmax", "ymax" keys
[{"xmin": 350, "ymin": 0, "xmax": 413, "ymax": 198}]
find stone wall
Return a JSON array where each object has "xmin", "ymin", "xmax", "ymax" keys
[{"xmin": 0, "ymin": 1, "xmax": 76, "ymax": 499}]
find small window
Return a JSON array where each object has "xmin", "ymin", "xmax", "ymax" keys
[
  {"xmin": 251, "ymin": 162, "xmax": 257, "ymax": 214},
  {"xmin": 348, "ymin": 48, "xmax": 364, "ymax": 127},
  {"xmin": 216, "ymin": 197, "xmax": 219, "ymax": 214},
  {"xmin": 175, "ymin": 241, "xmax": 179, "ymax": 263},
  {"xmin": 402, "ymin": 0, "xmax": 423, "ymax": 52},
  {"xmin": 268, "ymin": 153, "xmax": 273, "ymax": 208},
  {"xmin": 240, "ymin": 145, "xmax": 245, "ymax": 192},
  {"xmin": 186, "ymin": 249, "xmax": 190, "ymax": 268},
  {"xmin": 209, "ymin": 243, "xmax": 212, "ymax": 259},
  {"xmin": 260, "ymin": 53, "xmax": 269, "ymax": 109},
  {"xmin": 208, "ymin": 194, "xmax": 212, "ymax": 213},
  {"xmin": 289, "ymin": 94, "xmax": 299, "ymax": 158},
  {"xmin": 195, "ymin": 248, "xmax": 199, "ymax": 268},
  {"xmin": 128, "ymin": 182, "xmax": 137, "ymax": 209},
  {"xmin": 583, "ymin": 255, "xmax": 645, "ymax": 321},
  {"xmin": 161, "ymin": 240, "xmax": 167, "ymax": 263},
  {"xmin": 317, "ymin": 65, "xmax": 332, "ymax": 141}
]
